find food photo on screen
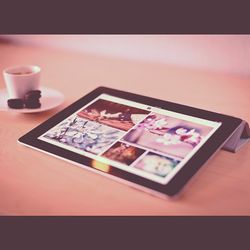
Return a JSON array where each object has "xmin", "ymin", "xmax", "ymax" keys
[
  {"xmin": 77, "ymin": 99, "xmax": 149, "ymax": 131},
  {"xmin": 101, "ymin": 141, "xmax": 145, "ymax": 165}
]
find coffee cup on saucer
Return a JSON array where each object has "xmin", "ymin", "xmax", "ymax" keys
[
  {"xmin": 0, "ymin": 65, "xmax": 64, "ymax": 112},
  {"xmin": 3, "ymin": 65, "xmax": 41, "ymax": 99}
]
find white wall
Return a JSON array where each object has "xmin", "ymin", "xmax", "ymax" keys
[{"xmin": 1, "ymin": 35, "xmax": 250, "ymax": 77}]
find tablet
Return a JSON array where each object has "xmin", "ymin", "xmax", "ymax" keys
[{"xmin": 18, "ymin": 86, "xmax": 243, "ymax": 197}]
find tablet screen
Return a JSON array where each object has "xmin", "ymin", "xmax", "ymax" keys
[{"xmin": 39, "ymin": 94, "xmax": 221, "ymax": 184}]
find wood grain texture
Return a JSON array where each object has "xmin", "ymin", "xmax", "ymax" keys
[{"xmin": 0, "ymin": 42, "xmax": 249, "ymax": 215}]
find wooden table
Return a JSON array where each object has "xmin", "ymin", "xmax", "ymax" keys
[{"xmin": 0, "ymin": 41, "xmax": 250, "ymax": 215}]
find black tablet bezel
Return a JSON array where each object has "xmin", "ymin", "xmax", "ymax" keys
[{"xmin": 18, "ymin": 86, "xmax": 242, "ymax": 196}]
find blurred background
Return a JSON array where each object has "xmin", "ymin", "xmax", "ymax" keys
[
  {"xmin": 1, "ymin": 35, "xmax": 249, "ymax": 117},
  {"xmin": 1, "ymin": 35, "xmax": 250, "ymax": 215},
  {"xmin": 1, "ymin": 35, "xmax": 250, "ymax": 77}
]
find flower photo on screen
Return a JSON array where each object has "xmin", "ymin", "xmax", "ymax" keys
[
  {"xmin": 43, "ymin": 116, "xmax": 124, "ymax": 155},
  {"xmin": 123, "ymin": 113, "xmax": 214, "ymax": 159},
  {"xmin": 77, "ymin": 99, "xmax": 149, "ymax": 131}
]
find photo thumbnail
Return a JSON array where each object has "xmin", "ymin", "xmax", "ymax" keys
[
  {"xmin": 134, "ymin": 152, "xmax": 179, "ymax": 177},
  {"xmin": 102, "ymin": 141, "xmax": 145, "ymax": 165},
  {"xmin": 43, "ymin": 116, "xmax": 124, "ymax": 155},
  {"xmin": 123, "ymin": 113, "xmax": 214, "ymax": 158},
  {"xmin": 77, "ymin": 99, "xmax": 149, "ymax": 131}
]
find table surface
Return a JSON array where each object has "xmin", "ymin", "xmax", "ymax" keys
[{"xmin": 0, "ymin": 41, "xmax": 250, "ymax": 215}]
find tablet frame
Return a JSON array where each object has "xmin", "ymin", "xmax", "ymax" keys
[{"xmin": 18, "ymin": 86, "xmax": 243, "ymax": 197}]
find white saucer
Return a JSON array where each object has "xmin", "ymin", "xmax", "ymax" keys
[{"xmin": 0, "ymin": 87, "xmax": 64, "ymax": 113}]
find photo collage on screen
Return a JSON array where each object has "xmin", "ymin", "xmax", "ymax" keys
[{"xmin": 42, "ymin": 97, "xmax": 215, "ymax": 179}]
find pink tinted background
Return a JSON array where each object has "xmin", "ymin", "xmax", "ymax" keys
[
  {"xmin": 1, "ymin": 35, "xmax": 250, "ymax": 77},
  {"xmin": 0, "ymin": 35, "xmax": 250, "ymax": 215}
]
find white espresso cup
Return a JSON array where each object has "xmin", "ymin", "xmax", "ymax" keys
[{"xmin": 3, "ymin": 65, "xmax": 41, "ymax": 99}]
